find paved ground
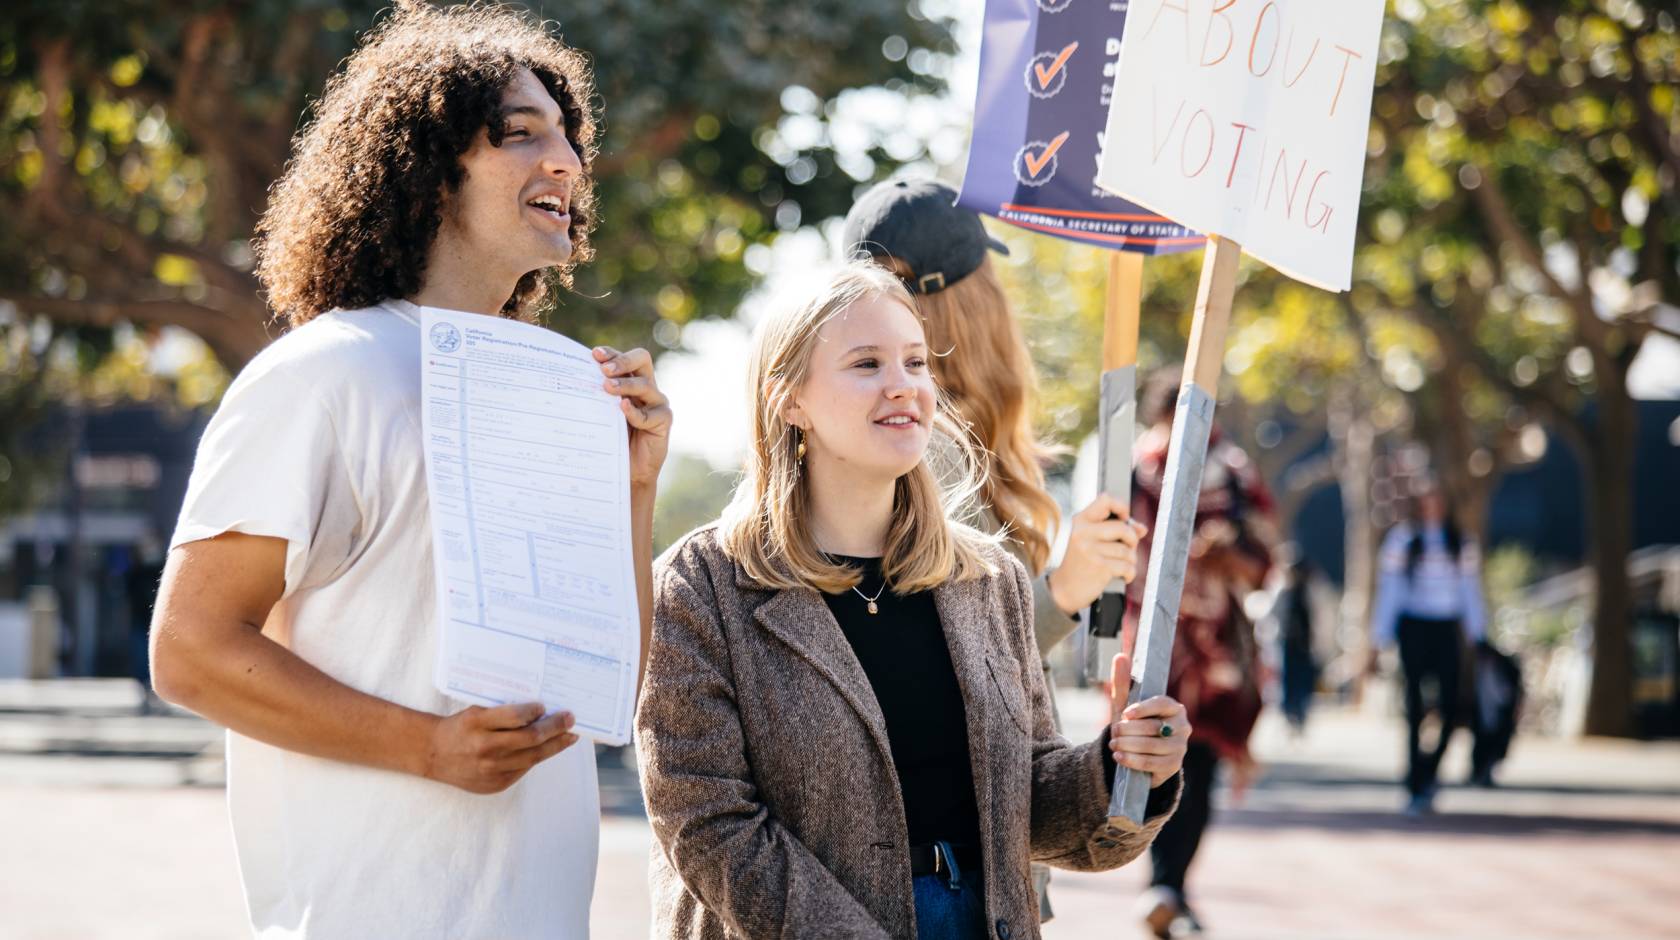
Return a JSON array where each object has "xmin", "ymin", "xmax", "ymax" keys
[{"xmin": 3, "ymin": 679, "xmax": 1678, "ymax": 939}]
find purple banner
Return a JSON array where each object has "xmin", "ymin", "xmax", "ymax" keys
[{"xmin": 957, "ymin": 0, "xmax": 1204, "ymax": 254}]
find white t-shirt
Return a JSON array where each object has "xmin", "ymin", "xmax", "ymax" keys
[
  {"xmin": 1369, "ymin": 522, "xmax": 1487, "ymax": 647},
  {"xmin": 172, "ymin": 300, "xmax": 599, "ymax": 938}
]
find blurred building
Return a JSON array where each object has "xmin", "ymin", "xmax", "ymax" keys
[
  {"xmin": 0, "ymin": 404, "xmax": 205, "ymax": 679},
  {"xmin": 1289, "ymin": 400, "xmax": 1680, "ymax": 580}
]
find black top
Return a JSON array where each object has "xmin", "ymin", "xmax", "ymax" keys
[
  {"xmin": 821, "ymin": 555, "xmax": 1180, "ymax": 850},
  {"xmin": 821, "ymin": 555, "xmax": 982, "ymax": 849}
]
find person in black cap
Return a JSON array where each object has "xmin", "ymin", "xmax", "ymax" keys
[
  {"xmin": 844, "ymin": 178, "xmax": 1150, "ymax": 924},
  {"xmin": 843, "ymin": 179, "xmax": 1013, "ymax": 295}
]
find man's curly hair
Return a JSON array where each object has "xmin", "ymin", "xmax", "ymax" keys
[{"xmin": 254, "ymin": 2, "xmax": 598, "ymax": 326}]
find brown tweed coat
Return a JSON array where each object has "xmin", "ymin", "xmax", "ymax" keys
[{"xmin": 634, "ymin": 525, "xmax": 1179, "ymax": 939}]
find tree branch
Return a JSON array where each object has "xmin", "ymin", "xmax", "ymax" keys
[
  {"xmin": 25, "ymin": 38, "xmax": 73, "ymax": 221},
  {"xmin": 1462, "ymin": 163, "xmax": 1566, "ymax": 300},
  {"xmin": 16, "ymin": 140, "xmax": 258, "ymax": 301},
  {"xmin": 0, "ymin": 293, "xmax": 273, "ymax": 370},
  {"xmin": 1631, "ymin": 319, "xmax": 1680, "ymax": 344},
  {"xmin": 1399, "ymin": 296, "xmax": 1578, "ymax": 432},
  {"xmin": 1625, "ymin": 42, "xmax": 1680, "ymax": 192},
  {"xmin": 261, "ymin": 13, "xmax": 322, "ymax": 155},
  {"xmin": 1462, "ymin": 161, "xmax": 1605, "ymax": 344},
  {"xmin": 171, "ymin": 13, "xmax": 224, "ymax": 119},
  {"xmin": 1624, "ymin": 297, "xmax": 1680, "ymax": 344}
]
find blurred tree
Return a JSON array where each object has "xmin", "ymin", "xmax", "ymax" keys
[
  {"xmin": 992, "ymin": 3, "xmax": 1679, "ymax": 736},
  {"xmin": 1361, "ymin": 0, "xmax": 1679, "ymax": 737},
  {"xmin": 651, "ymin": 454, "xmax": 740, "ymax": 555},
  {"xmin": 1220, "ymin": 279, "xmax": 1402, "ymax": 666},
  {"xmin": 0, "ymin": 320, "xmax": 59, "ymax": 519},
  {"xmin": 0, "ymin": 0, "xmax": 956, "ymax": 370},
  {"xmin": 0, "ymin": 317, "xmax": 219, "ymax": 519}
]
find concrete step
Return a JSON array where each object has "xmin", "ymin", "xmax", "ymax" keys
[
  {"xmin": 0, "ymin": 677, "xmax": 164, "ymax": 714},
  {"xmin": 0, "ymin": 711, "xmax": 220, "ymax": 758},
  {"xmin": 0, "ymin": 679, "xmax": 648, "ymax": 801}
]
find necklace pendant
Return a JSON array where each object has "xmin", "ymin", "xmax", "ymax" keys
[{"xmin": 867, "ymin": 600, "xmax": 879, "ymax": 615}]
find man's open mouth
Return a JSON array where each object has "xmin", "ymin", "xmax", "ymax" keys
[{"xmin": 527, "ymin": 194, "xmax": 570, "ymax": 222}]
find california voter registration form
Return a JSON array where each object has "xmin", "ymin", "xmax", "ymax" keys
[{"xmin": 419, "ymin": 308, "xmax": 639, "ymax": 745}]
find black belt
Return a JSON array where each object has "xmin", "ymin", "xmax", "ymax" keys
[{"xmin": 908, "ymin": 842, "xmax": 981, "ymax": 877}]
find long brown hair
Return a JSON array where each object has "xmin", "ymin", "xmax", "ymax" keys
[
  {"xmin": 254, "ymin": 2, "xmax": 598, "ymax": 326},
  {"xmin": 880, "ymin": 255, "xmax": 1061, "ymax": 574},
  {"xmin": 720, "ymin": 261, "xmax": 999, "ymax": 594}
]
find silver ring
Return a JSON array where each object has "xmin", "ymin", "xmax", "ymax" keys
[{"xmin": 1158, "ymin": 723, "xmax": 1175, "ymax": 738}]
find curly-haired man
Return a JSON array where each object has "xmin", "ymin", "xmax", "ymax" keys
[{"xmin": 148, "ymin": 5, "xmax": 670, "ymax": 936}]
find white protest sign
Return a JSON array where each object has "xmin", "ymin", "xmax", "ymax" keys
[{"xmin": 1096, "ymin": 0, "xmax": 1385, "ymax": 291}]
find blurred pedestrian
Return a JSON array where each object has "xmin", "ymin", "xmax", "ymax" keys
[
  {"xmin": 1125, "ymin": 370, "xmax": 1278, "ymax": 939},
  {"xmin": 1271, "ymin": 551, "xmax": 1318, "ymax": 736},
  {"xmin": 843, "ymin": 179, "xmax": 1149, "ymax": 921},
  {"xmin": 1369, "ymin": 481, "xmax": 1487, "ymax": 814}
]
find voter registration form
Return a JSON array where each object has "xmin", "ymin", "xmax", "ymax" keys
[{"xmin": 420, "ymin": 308, "xmax": 639, "ymax": 745}]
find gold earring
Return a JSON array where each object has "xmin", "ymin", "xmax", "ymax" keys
[{"xmin": 795, "ymin": 428, "xmax": 807, "ymax": 460}]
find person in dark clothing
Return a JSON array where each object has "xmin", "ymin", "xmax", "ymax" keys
[
  {"xmin": 1274, "ymin": 555, "xmax": 1318, "ymax": 735},
  {"xmin": 1469, "ymin": 641, "xmax": 1523, "ymax": 786},
  {"xmin": 1369, "ymin": 483, "xmax": 1487, "ymax": 814}
]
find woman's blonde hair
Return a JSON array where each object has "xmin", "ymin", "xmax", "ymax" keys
[
  {"xmin": 720, "ymin": 261, "xmax": 998, "ymax": 594},
  {"xmin": 878, "ymin": 254, "xmax": 1061, "ymax": 574}
]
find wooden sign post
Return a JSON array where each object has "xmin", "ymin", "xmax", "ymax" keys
[
  {"xmin": 1107, "ymin": 236, "xmax": 1240, "ymax": 825},
  {"xmin": 1093, "ymin": 0, "xmax": 1387, "ymax": 827}
]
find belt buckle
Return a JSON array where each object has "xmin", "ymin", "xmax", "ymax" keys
[{"xmin": 932, "ymin": 844, "xmax": 944, "ymax": 875}]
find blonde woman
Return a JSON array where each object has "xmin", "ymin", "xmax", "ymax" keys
[
  {"xmin": 844, "ymin": 180, "xmax": 1147, "ymax": 919},
  {"xmin": 843, "ymin": 180, "xmax": 1142, "ymax": 690},
  {"xmin": 635, "ymin": 262, "xmax": 1187, "ymax": 940}
]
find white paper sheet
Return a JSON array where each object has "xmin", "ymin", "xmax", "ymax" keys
[{"xmin": 420, "ymin": 308, "xmax": 639, "ymax": 745}]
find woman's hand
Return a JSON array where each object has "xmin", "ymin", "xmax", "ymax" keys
[
  {"xmin": 1047, "ymin": 493, "xmax": 1147, "ymax": 616},
  {"xmin": 1106, "ymin": 652, "xmax": 1190, "ymax": 788},
  {"xmin": 594, "ymin": 346, "xmax": 672, "ymax": 489}
]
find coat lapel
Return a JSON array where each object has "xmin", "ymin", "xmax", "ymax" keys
[
  {"xmin": 745, "ymin": 573, "xmax": 896, "ymax": 769},
  {"xmin": 740, "ymin": 562, "xmax": 1006, "ymax": 862},
  {"xmin": 933, "ymin": 576, "xmax": 998, "ymax": 857}
]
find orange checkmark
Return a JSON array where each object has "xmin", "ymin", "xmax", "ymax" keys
[
  {"xmin": 1034, "ymin": 41, "xmax": 1079, "ymax": 89},
  {"xmin": 1023, "ymin": 131, "xmax": 1070, "ymax": 178}
]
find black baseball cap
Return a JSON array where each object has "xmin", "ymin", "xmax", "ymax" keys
[{"xmin": 842, "ymin": 179, "xmax": 1008, "ymax": 295}]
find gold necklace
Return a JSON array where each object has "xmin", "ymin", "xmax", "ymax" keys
[
  {"xmin": 850, "ymin": 580, "xmax": 888, "ymax": 615},
  {"xmin": 826, "ymin": 552, "xmax": 887, "ymax": 614}
]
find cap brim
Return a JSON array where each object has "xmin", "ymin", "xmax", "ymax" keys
[{"xmin": 986, "ymin": 235, "xmax": 1010, "ymax": 256}]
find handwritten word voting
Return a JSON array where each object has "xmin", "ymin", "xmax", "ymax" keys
[
  {"xmin": 420, "ymin": 310, "xmax": 639, "ymax": 745},
  {"xmin": 1097, "ymin": 0, "xmax": 1384, "ymax": 290}
]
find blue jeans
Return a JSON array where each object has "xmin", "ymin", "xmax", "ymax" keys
[{"xmin": 912, "ymin": 842, "xmax": 987, "ymax": 940}]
